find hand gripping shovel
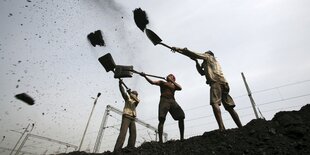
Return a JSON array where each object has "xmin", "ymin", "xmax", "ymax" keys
[
  {"xmin": 145, "ymin": 29, "xmax": 192, "ymax": 57},
  {"xmin": 98, "ymin": 53, "xmax": 166, "ymax": 88},
  {"xmin": 145, "ymin": 28, "xmax": 173, "ymax": 50},
  {"xmin": 130, "ymin": 69, "xmax": 166, "ymax": 80},
  {"xmin": 114, "ymin": 65, "xmax": 166, "ymax": 80}
]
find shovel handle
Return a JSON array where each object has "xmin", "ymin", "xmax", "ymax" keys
[
  {"xmin": 131, "ymin": 70, "xmax": 166, "ymax": 80},
  {"xmin": 159, "ymin": 43, "xmax": 180, "ymax": 54},
  {"xmin": 159, "ymin": 42, "xmax": 173, "ymax": 50},
  {"xmin": 145, "ymin": 74, "xmax": 166, "ymax": 80},
  {"xmin": 119, "ymin": 79, "xmax": 129, "ymax": 90}
]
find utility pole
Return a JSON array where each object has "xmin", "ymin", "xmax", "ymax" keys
[
  {"xmin": 93, "ymin": 105, "xmax": 109, "ymax": 153},
  {"xmin": 241, "ymin": 72, "xmax": 259, "ymax": 119},
  {"xmin": 15, "ymin": 133, "xmax": 30, "ymax": 155},
  {"xmin": 78, "ymin": 92, "xmax": 101, "ymax": 151},
  {"xmin": 10, "ymin": 123, "xmax": 34, "ymax": 155}
]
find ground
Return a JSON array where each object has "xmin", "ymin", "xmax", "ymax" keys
[{"xmin": 59, "ymin": 104, "xmax": 310, "ymax": 155}]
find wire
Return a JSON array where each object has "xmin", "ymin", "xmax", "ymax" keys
[
  {"xmin": 54, "ymin": 80, "xmax": 310, "ymax": 153},
  {"xmin": 184, "ymin": 79, "xmax": 310, "ymax": 113},
  {"xmin": 257, "ymin": 93, "xmax": 310, "ymax": 107},
  {"xmin": 252, "ymin": 79, "xmax": 310, "ymax": 94},
  {"xmin": 259, "ymin": 104, "xmax": 306, "ymax": 114},
  {"xmin": 142, "ymin": 92, "xmax": 310, "ymax": 129},
  {"xmin": 109, "ymin": 114, "xmax": 122, "ymax": 122}
]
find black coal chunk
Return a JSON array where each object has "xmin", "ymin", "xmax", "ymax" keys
[
  {"xmin": 133, "ymin": 8, "xmax": 149, "ymax": 32},
  {"xmin": 87, "ymin": 30, "xmax": 105, "ymax": 47},
  {"xmin": 15, "ymin": 93, "xmax": 35, "ymax": 105}
]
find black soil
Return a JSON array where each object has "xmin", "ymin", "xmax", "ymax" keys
[
  {"xmin": 15, "ymin": 93, "xmax": 35, "ymax": 105},
  {"xmin": 133, "ymin": 8, "xmax": 149, "ymax": 32},
  {"xmin": 87, "ymin": 30, "xmax": 105, "ymax": 47},
  {"xmin": 60, "ymin": 104, "xmax": 310, "ymax": 155}
]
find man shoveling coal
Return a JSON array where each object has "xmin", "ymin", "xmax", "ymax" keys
[
  {"xmin": 114, "ymin": 79, "xmax": 140, "ymax": 152},
  {"xmin": 140, "ymin": 73, "xmax": 185, "ymax": 143},
  {"xmin": 171, "ymin": 47, "xmax": 242, "ymax": 131}
]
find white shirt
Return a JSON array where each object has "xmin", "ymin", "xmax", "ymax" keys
[
  {"xmin": 123, "ymin": 95, "xmax": 138, "ymax": 117},
  {"xmin": 181, "ymin": 49, "xmax": 227, "ymax": 84}
]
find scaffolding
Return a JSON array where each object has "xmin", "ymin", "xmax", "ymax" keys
[
  {"xmin": 93, "ymin": 105, "xmax": 168, "ymax": 153},
  {"xmin": 14, "ymin": 133, "xmax": 77, "ymax": 155}
]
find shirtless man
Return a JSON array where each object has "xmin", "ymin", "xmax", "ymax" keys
[{"xmin": 141, "ymin": 73, "xmax": 185, "ymax": 143}]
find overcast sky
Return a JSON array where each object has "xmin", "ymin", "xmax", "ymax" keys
[{"xmin": 1, "ymin": 0, "xmax": 310, "ymax": 154}]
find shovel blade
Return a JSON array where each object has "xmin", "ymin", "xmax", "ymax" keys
[
  {"xmin": 15, "ymin": 93, "xmax": 35, "ymax": 105},
  {"xmin": 98, "ymin": 53, "xmax": 116, "ymax": 72},
  {"xmin": 87, "ymin": 30, "xmax": 105, "ymax": 47},
  {"xmin": 114, "ymin": 65, "xmax": 133, "ymax": 78},
  {"xmin": 145, "ymin": 29, "xmax": 162, "ymax": 45}
]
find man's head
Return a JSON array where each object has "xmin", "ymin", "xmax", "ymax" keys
[
  {"xmin": 129, "ymin": 90, "xmax": 139, "ymax": 103},
  {"xmin": 130, "ymin": 90, "xmax": 138, "ymax": 97},
  {"xmin": 166, "ymin": 74, "xmax": 176, "ymax": 82},
  {"xmin": 205, "ymin": 50, "xmax": 214, "ymax": 56}
]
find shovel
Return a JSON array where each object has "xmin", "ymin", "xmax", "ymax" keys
[
  {"xmin": 130, "ymin": 69, "xmax": 165, "ymax": 80},
  {"xmin": 114, "ymin": 65, "xmax": 165, "ymax": 80},
  {"xmin": 98, "ymin": 53, "xmax": 130, "ymax": 89},
  {"xmin": 145, "ymin": 29, "xmax": 173, "ymax": 50},
  {"xmin": 114, "ymin": 65, "xmax": 133, "ymax": 79}
]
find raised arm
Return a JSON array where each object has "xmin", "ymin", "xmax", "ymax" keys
[
  {"xmin": 141, "ymin": 72, "xmax": 161, "ymax": 86},
  {"xmin": 129, "ymin": 93, "xmax": 140, "ymax": 105},
  {"xmin": 171, "ymin": 47, "xmax": 207, "ymax": 60},
  {"xmin": 119, "ymin": 79, "xmax": 129, "ymax": 101},
  {"xmin": 192, "ymin": 59, "xmax": 205, "ymax": 76}
]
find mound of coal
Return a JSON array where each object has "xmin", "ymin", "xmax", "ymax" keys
[{"xmin": 61, "ymin": 104, "xmax": 310, "ymax": 155}]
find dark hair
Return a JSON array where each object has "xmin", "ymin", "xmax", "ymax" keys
[
  {"xmin": 205, "ymin": 50, "xmax": 214, "ymax": 56},
  {"xmin": 131, "ymin": 91, "xmax": 138, "ymax": 96},
  {"xmin": 167, "ymin": 74, "xmax": 176, "ymax": 81}
]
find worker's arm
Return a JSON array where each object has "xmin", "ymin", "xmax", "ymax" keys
[
  {"xmin": 192, "ymin": 59, "xmax": 205, "ymax": 76},
  {"xmin": 141, "ymin": 72, "xmax": 161, "ymax": 86},
  {"xmin": 129, "ymin": 93, "xmax": 140, "ymax": 104},
  {"xmin": 119, "ymin": 79, "xmax": 129, "ymax": 101},
  {"xmin": 171, "ymin": 47, "xmax": 207, "ymax": 60}
]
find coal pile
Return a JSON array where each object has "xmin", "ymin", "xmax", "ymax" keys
[{"xmin": 60, "ymin": 104, "xmax": 310, "ymax": 155}]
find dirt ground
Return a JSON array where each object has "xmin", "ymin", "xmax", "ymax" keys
[{"xmin": 60, "ymin": 104, "xmax": 310, "ymax": 155}]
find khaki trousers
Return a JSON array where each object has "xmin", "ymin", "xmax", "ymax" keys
[{"xmin": 114, "ymin": 115, "xmax": 136, "ymax": 151}]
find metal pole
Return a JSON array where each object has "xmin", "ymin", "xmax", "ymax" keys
[
  {"xmin": 241, "ymin": 72, "xmax": 259, "ymax": 119},
  {"xmin": 93, "ymin": 105, "xmax": 110, "ymax": 153},
  {"xmin": 0, "ymin": 147, "xmax": 35, "ymax": 155},
  {"xmin": 78, "ymin": 93, "xmax": 101, "ymax": 151},
  {"xmin": 28, "ymin": 134, "xmax": 78, "ymax": 150},
  {"xmin": 10, "ymin": 124, "xmax": 30, "ymax": 155},
  {"xmin": 15, "ymin": 134, "xmax": 29, "ymax": 155}
]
